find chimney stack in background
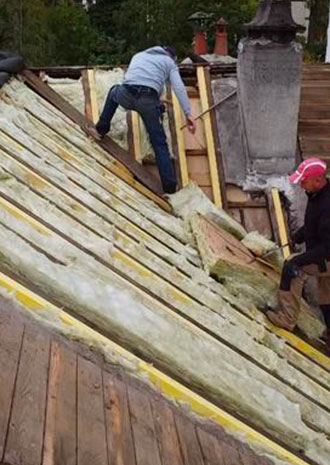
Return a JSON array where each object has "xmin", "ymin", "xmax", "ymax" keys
[
  {"xmin": 214, "ymin": 18, "xmax": 228, "ymax": 55},
  {"xmin": 188, "ymin": 12, "xmax": 212, "ymax": 55}
]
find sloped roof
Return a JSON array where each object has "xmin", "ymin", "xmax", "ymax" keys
[
  {"xmin": 0, "ymin": 75, "xmax": 329, "ymax": 465},
  {"xmin": 0, "ymin": 295, "xmax": 274, "ymax": 465}
]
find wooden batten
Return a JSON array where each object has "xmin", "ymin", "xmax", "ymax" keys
[
  {"xmin": 196, "ymin": 66, "xmax": 224, "ymax": 209},
  {"xmin": 131, "ymin": 111, "xmax": 143, "ymax": 163},
  {"xmin": 171, "ymin": 90, "xmax": 189, "ymax": 186},
  {"xmin": 81, "ymin": 68, "xmax": 99, "ymax": 124},
  {"xmin": 269, "ymin": 188, "xmax": 291, "ymax": 259}
]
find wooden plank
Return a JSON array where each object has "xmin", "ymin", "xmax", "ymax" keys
[
  {"xmin": 302, "ymin": 80, "xmax": 330, "ymax": 87},
  {"xmin": 197, "ymin": 427, "xmax": 244, "ymax": 465},
  {"xmin": 0, "ymin": 309, "xmax": 24, "ymax": 460},
  {"xmin": 243, "ymin": 207, "xmax": 273, "ymax": 239},
  {"xmin": 77, "ymin": 356, "xmax": 108, "ymax": 465},
  {"xmin": 131, "ymin": 111, "xmax": 143, "ymax": 163},
  {"xmin": 299, "ymin": 120, "xmax": 330, "ymax": 137},
  {"xmin": 185, "ymin": 149, "xmax": 208, "ymax": 157},
  {"xmin": 200, "ymin": 186, "xmax": 213, "ymax": 200},
  {"xmin": 22, "ymin": 69, "xmax": 164, "ymax": 196},
  {"xmin": 197, "ymin": 65, "xmax": 224, "ymax": 209},
  {"xmin": 271, "ymin": 188, "xmax": 291, "ymax": 259},
  {"xmin": 172, "ymin": 90, "xmax": 189, "ymax": 186},
  {"xmin": 299, "ymin": 137, "xmax": 330, "ymax": 153},
  {"xmin": 300, "ymin": 104, "xmax": 330, "ymax": 120},
  {"xmin": 126, "ymin": 111, "xmax": 135, "ymax": 157},
  {"xmin": 151, "ymin": 400, "xmax": 183, "ymax": 465},
  {"xmin": 187, "ymin": 155, "xmax": 210, "ymax": 174},
  {"xmin": 204, "ymin": 66, "xmax": 228, "ymax": 211},
  {"xmin": 174, "ymin": 414, "xmax": 204, "ymax": 465},
  {"xmin": 4, "ymin": 326, "xmax": 50, "ymax": 465},
  {"xmin": 127, "ymin": 385, "xmax": 162, "ymax": 465},
  {"xmin": 189, "ymin": 172, "xmax": 212, "ymax": 186},
  {"xmin": 42, "ymin": 342, "xmax": 60, "ymax": 465},
  {"xmin": 166, "ymin": 85, "xmax": 181, "ymax": 188},
  {"xmin": 197, "ymin": 427, "xmax": 225, "ymax": 465},
  {"xmin": 42, "ymin": 343, "xmax": 77, "ymax": 465},
  {"xmin": 229, "ymin": 208, "xmax": 244, "ymax": 227},
  {"xmin": 81, "ymin": 68, "xmax": 100, "ymax": 124},
  {"xmin": 226, "ymin": 185, "xmax": 249, "ymax": 204},
  {"xmin": 187, "ymin": 154, "xmax": 211, "ymax": 185},
  {"xmin": 103, "ymin": 372, "xmax": 136, "ymax": 465}
]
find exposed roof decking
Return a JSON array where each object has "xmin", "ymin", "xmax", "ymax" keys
[
  {"xmin": 0, "ymin": 77, "xmax": 329, "ymax": 465},
  {"xmin": 0, "ymin": 296, "xmax": 275, "ymax": 465}
]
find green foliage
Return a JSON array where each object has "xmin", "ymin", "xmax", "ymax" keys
[
  {"xmin": 0, "ymin": 0, "xmax": 259, "ymax": 66},
  {"xmin": 0, "ymin": 0, "xmax": 48, "ymax": 64},
  {"xmin": 0, "ymin": 0, "xmax": 105, "ymax": 66},
  {"xmin": 89, "ymin": 0, "xmax": 259, "ymax": 63},
  {"xmin": 306, "ymin": 0, "xmax": 328, "ymax": 61},
  {"xmin": 44, "ymin": 0, "xmax": 97, "ymax": 65}
]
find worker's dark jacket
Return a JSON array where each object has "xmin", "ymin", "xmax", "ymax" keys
[{"xmin": 293, "ymin": 181, "xmax": 330, "ymax": 269}]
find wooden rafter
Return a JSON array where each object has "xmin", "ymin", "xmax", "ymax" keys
[
  {"xmin": 171, "ymin": 90, "xmax": 189, "ymax": 186},
  {"xmin": 22, "ymin": 69, "xmax": 164, "ymax": 197},
  {"xmin": 197, "ymin": 65, "xmax": 225, "ymax": 209},
  {"xmin": 271, "ymin": 188, "xmax": 291, "ymax": 259},
  {"xmin": 81, "ymin": 68, "xmax": 99, "ymax": 124}
]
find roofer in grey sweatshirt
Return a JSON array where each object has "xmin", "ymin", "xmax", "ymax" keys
[{"xmin": 85, "ymin": 46, "xmax": 196, "ymax": 194}]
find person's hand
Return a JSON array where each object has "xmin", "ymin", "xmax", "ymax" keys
[
  {"xmin": 186, "ymin": 116, "xmax": 196, "ymax": 134},
  {"xmin": 160, "ymin": 98, "xmax": 173, "ymax": 107}
]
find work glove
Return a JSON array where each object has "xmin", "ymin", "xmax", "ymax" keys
[
  {"xmin": 283, "ymin": 259, "xmax": 300, "ymax": 279},
  {"xmin": 279, "ymin": 258, "xmax": 301, "ymax": 291}
]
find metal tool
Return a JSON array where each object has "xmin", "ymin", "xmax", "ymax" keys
[
  {"xmin": 180, "ymin": 90, "xmax": 237, "ymax": 130},
  {"xmin": 248, "ymin": 243, "xmax": 290, "ymax": 265}
]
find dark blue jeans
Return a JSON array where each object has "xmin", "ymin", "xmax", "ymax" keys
[{"xmin": 96, "ymin": 84, "xmax": 177, "ymax": 194}]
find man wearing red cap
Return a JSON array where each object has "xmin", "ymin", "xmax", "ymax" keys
[{"xmin": 267, "ymin": 157, "xmax": 330, "ymax": 350}]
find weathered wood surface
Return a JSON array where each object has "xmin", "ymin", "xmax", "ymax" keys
[
  {"xmin": 299, "ymin": 66, "xmax": 330, "ymax": 167},
  {"xmin": 4, "ymin": 326, "xmax": 50, "ymax": 465},
  {"xmin": 22, "ymin": 69, "xmax": 164, "ymax": 195},
  {"xmin": 103, "ymin": 372, "xmax": 136, "ymax": 465},
  {"xmin": 0, "ymin": 311, "xmax": 24, "ymax": 460},
  {"xmin": 0, "ymin": 301, "xmax": 274, "ymax": 465},
  {"xmin": 77, "ymin": 356, "xmax": 108, "ymax": 465},
  {"xmin": 43, "ymin": 343, "xmax": 77, "ymax": 465}
]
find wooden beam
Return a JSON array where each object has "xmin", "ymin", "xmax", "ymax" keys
[
  {"xmin": 131, "ymin": 111, "xmax": 143, "ymax": 163},
  {"xmin": 204, "ymin": 66, "xmax": 228, "ymax": 211},
  {"xmin": 21, "ymin": 69, "xmax": 164, "ymax": 196},
  {"xmin": 271, "ymin": 188, "xmax": 291, "ymax": 259},
  {"xmin": 81, "ymin": 68, "xmax": 99, "ymax": 124},
  {"xmin": 166, "ymin": 85, "xmax": 181, "ymax": 188},
  {"xmin": 197, "ymin": 66, "xmax": 224, "ymax": 209},
  {"xmin": 171, "ymin": 91, "xmax": 189, "ymax": 186}
]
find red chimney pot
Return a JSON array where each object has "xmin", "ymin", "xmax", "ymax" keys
[{"xmin": 214, "ymin": 17, "xmax": 228, "ymax": 56}]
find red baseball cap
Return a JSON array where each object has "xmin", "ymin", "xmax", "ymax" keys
[{"xmin": 289, "ymin": 158, "xmax": 327, "ymax": 185}]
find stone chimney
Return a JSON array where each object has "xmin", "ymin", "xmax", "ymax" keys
[
  {"xmin": 237, "ymin": 0, "xmax": 305, "ymax": 176},
  {"xmin": 214, "ymin": 18, "xmax": 228, "ymax": 55}
]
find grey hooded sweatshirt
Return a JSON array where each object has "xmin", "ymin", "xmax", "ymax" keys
[{"xmin": 123, "ymin": 46, "xmax": 192, "ymax": 117}]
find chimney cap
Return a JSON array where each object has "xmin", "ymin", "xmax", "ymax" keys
[
  {"xmin": 188, "ymin": 11, "xmax": 213, "ymax": 22},
  {"xmin": 216, "ymin": 17, "xmax": 228, "ymax": 26},
  {"xmin": 243, "ymin": 0, "xmax": 305, "ymax": 42}
]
